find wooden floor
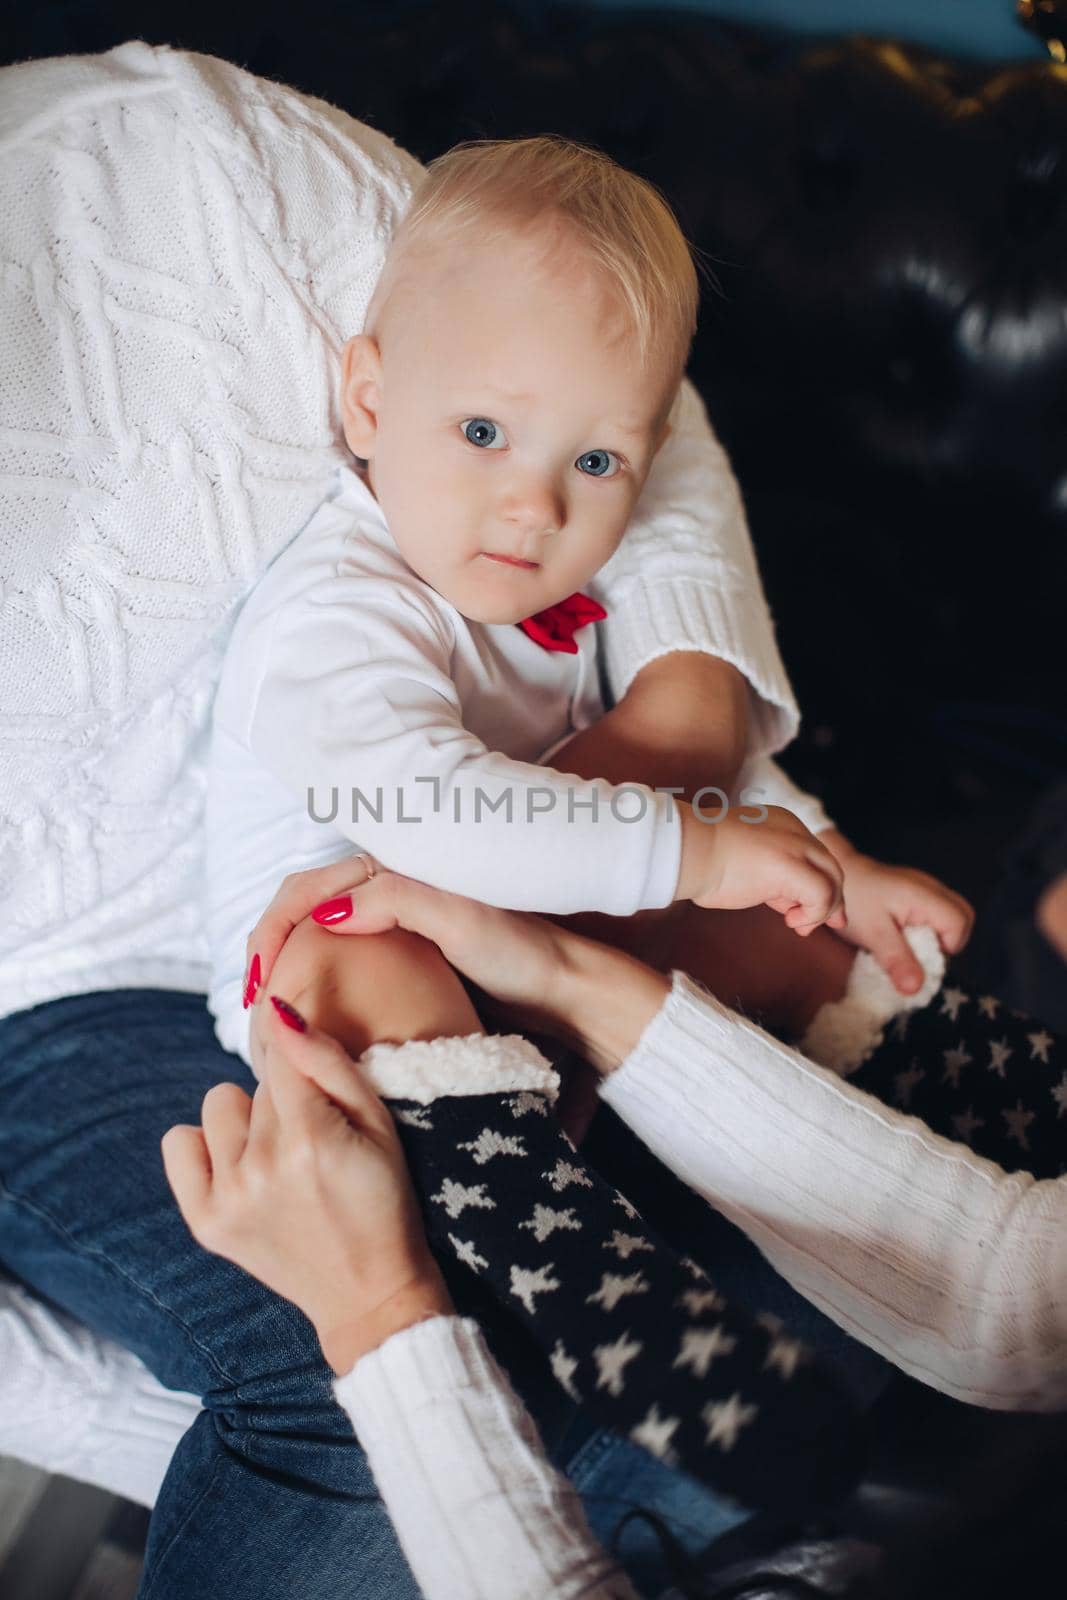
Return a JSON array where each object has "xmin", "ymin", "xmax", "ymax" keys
[{"xmin": 0, "ymin": 1458, "xmax": 147, "ymax": 1600}]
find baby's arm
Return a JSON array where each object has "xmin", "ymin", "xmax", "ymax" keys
[
  {"xmin": 553, "ymin": 650, "xmax": 967, "ymax": 1000},
  {"xmin": 544, "ymin": 687, "xmax": 949, "ymax": 1031},
  {"xmin": 244, "ymin": 575, "xmax": 675, "ymax": 915},
  {"xmin": 243, "ymin": 572, "xmax": 841, "ymax": 932},
  {"xmin": 535, "ymin": 678, "xmax": 850, "ymax": 1032},
  {"xmin": 548, "ymin": 650, "xmax": 752, "ymax": 805}
]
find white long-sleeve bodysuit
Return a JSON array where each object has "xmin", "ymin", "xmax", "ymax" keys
[{"xmin": 205, "ymin": 437, "xmax": 830, "ymax": 1063}]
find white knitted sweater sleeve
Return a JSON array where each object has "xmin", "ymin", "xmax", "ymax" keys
[
  {"xmin": 588, "ymin": 378, "xmax": 799, "ymax": 755},
  {"xmin": 600, "ymin": 971, "xmax": 1067, "ymax": 1411},
  {"xmin": 0, "ymin": 41, "xmax": 427, "ymax": 1018},
  {"xmin": 334, "ymin": 1316, "xmax": 638, "ymax": 1600}
]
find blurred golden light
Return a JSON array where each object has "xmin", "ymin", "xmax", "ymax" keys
[{"xmin": 1017, "ymin": 0, "xmax": 1067, "ymax": 60}]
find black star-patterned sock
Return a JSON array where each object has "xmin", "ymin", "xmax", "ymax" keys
[
  {"xmin": 389, "ymin": 1090, "xmax": 864, "ymax": 1514},
  {"xmin": 849, "ymin": 985, "xmax": 1067, "ymax": 1177}
]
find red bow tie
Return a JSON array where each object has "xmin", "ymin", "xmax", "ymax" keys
[{"xmin": 517, "ymin": 591, "xmax": 607, "ymax": 653}]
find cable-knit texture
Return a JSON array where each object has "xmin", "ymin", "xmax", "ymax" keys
[
  {"xmin": 0, "ymin": 42, "xmax": 423, "ymax": 1020},
  {"xmin": 587, "ymin": 379, "xmax": 799, "ymax": 752}
]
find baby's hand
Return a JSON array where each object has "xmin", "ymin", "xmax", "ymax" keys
[
  {"xmin": 827, "ymin": 843, "xmax": 974, "ymax": 994},
  {"xmin": 685, "ymin": 804, "xmax": 847, "ymax": 936}
]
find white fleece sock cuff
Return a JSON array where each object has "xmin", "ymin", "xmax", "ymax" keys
[
  {"xmin": 798, "ymin": 924, "xmax": 945, "ymax": 1075},
  {"xmin": 356, "ymin": 1032, "xmax": 560, "ymax": 1105}
]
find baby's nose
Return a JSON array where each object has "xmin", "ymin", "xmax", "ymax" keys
[{"xmin": 503, "ymin": 480, "xmax": 565, "ymax": 538}]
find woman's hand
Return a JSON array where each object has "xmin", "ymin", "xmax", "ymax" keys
[
  {"xmin": 242, "ymin": 854, "xmax": 579, "ymax": 1042},
  {"xmin": 161, "ymin": 996, "xmax": 452, "ymax": 1376},
  {"xmin": 241, "ymin": 856, "xmax": 670, "ymax": 1076},
  {"xmin": 242, "ymin": 854, "xmax": 380, "ymax": 1008}
]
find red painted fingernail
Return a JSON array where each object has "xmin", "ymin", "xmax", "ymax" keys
[
  {"xmin": 311, "ymin": 894, "xmax": 353, "ymax": 926},
  {"xmin": 243, "ymin": 952, "xmax": 261, "ymax": 1009},
  {"xmin": 270, "ymin": 995, "xmax": 307, "ymax": 1033}
]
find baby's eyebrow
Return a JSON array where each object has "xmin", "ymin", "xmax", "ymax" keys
[
  {"xmin": 479, "ymin": 385, "xmax": 533, "ymax": 404},
  {"xmin": 611, "ymin": 420, "xmax": 651, "ymax": 440}
]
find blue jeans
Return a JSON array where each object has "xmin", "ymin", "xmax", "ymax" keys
[{"xmin": 0, "ymin": 988, "xmax": 886, "ymax": 1598}]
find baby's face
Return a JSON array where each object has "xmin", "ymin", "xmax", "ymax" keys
[{"xmin": 343, "ymin": 228, "xmax": 676, "ymax": 624}]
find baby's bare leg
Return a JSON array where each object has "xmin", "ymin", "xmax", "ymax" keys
[
  {"xmin": 666, "ymin": 904, "xmax": 855, "ymax": 1037},
  {"xmin": 255, "ymin": 917, "xmax": 484, "ymax": 1059},
  {"xmin": 550, "ymin": 902, "xmax": 855, "ymax": 1040},
  {"xmin": 256, "ymin": 920, "xmax": 605, "ymax": 1141}
]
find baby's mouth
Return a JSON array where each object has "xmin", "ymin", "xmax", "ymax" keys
[{"xmin": 481, "ymin": 552, "xmax": 541, "ymax": 570}]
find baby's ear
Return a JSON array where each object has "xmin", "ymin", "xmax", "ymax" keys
[{"xmin": 340, "ymin": 334, "xmax": 382, "ymax": 457}]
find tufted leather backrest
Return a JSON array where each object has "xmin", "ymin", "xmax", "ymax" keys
[
  {"xmin": 686, "ymin": 41, "xmax": 1067, "ymax": 517},
  {"xmin": 665, "ymin": 36, "xmax": 1067, "ymax": 816}
]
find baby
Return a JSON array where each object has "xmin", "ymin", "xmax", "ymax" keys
[
  {"xmin": 203, "ymin": 135, "xmax": 948, "ymax": 1505},
  {"xmin": 207, "ymin": 136, "xmax": 856, "ymax": 1055}
]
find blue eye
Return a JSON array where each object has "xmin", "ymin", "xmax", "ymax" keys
[
  {"xmin": 461, "ymin": 418, "xmax": 507, "ymax": 449},
  {"xmin": 577, "ymin": 449, "xmax": 621, "ymax": 478}
]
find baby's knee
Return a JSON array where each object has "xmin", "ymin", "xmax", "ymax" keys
[{"xmin": 263, "ymin": 916, "xmax": 482, "ymax": 1058}]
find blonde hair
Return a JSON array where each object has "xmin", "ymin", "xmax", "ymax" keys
[{"xmin": 366, "ymin": 135, "xmax": 705, "ymax": 389}]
